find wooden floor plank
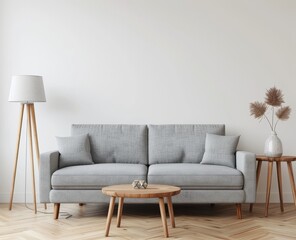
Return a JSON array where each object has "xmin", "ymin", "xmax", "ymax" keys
[{"xmin": 0, "ymin": 203, "xmax": 295, "ymax": 239}]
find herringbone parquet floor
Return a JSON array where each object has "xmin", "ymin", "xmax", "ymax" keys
[{"xmin": 0, "ymin": 203, "xmax": 295, "ymax": 239}]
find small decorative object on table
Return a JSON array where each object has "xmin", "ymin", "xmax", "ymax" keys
[
  {"xmin": 132, "ymin": 180, "xmax": 148, "ymax": 189},
  {"xmin": 250, "ymin": 87, "xmax": 291, "ymax": 157}
]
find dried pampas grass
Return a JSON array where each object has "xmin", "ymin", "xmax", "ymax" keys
[
  {"xmin": 265, "ymin": 87, "xmax": 284, "ymax": 106},
  {"xmin": 250, "ymin": 87, "xmax": 291, "ymax": 131},
  {"xmin": 276, "ymin": 106, "xmax": 291, "ymax": 120},
  {"xmin": 250, "ymin": 102, "xmax": 267, "ymax": 119}
]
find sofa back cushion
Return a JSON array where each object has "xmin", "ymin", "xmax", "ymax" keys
[
  {"xmin": 71, "ymin": 124, "xmax": 148, "ymax": 164},
  {"xmin": 148, "ymin": 124, "xmax": 225, "ymax": 164}
]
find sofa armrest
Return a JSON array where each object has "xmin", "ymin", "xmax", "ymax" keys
[
  {"xmin": 236, "ymin": 151, "xmax": 256, "ymax": 203},
  {"xmin": 39, "ymin": 151, "xmax": 60, "ymax": 203}
]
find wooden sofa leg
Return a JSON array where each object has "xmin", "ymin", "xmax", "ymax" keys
[
  {"xmin": 54, "ymin": 203, "xmax": 60, "ymax": 220},
  {"xmin": 236, "ymin": 204, "xmax": 242, "ymax": 219}
]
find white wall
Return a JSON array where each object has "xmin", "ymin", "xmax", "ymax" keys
[{"xmin": 1, "ymin": 0, "xmax": 296, "ymax": 203}]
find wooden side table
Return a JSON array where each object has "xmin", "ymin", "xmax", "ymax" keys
[{"xmin": 250, "ymin": 155, "xmax": 296, "ymax": 217}]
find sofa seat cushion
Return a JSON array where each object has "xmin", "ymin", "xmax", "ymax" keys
[
  {"xmin": 52, "ymin": 163, "xmax": 147, "ymax": 190},
  {"xmin": 148, "ymin": 163, "xmax": 243, "ymax": 190}
]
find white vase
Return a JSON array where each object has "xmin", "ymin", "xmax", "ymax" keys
[{"xmin": 264, "ymin": 131, "xmax": 283, "ymax": 157}]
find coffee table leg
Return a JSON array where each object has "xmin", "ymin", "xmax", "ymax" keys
[
  {"xmin": 105, "ymin": 196, "xmax": 116, "ymax": 237},
  {"xmin": 117, "ymin": 197, "xmax": 124, "ymax": 227},
  {"xmin": 159, "ymin": 197, "xmax": 169, "ymax": 238},
  {"xmin": 167, "ymin": 197, "xmax": 175, "ymax": 228}
]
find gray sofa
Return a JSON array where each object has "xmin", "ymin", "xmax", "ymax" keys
[{"xmin": 39, "ymin": 124, "xmax": 256, "ymax": 219}]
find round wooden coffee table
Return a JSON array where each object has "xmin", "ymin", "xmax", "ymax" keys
[{"xmin": 102, "ymin": 184, "xmax": 181, "ymax": 238}]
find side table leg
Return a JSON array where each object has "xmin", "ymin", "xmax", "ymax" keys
[
  {"xmin": 117, "ymin": 197, "xmax": 124, "ymax": 227},
  {"xmin": 287, "ymin": 161, "xmax": 296, "ymax": 206},
  {"xmin": 159, "ymin": 197, "xmax": 169, "ymax": 238},
  {"xmin": 167, "ymin": 196, "xmax": 176, "ymax": 228},
  {"xmin": 105, "ymin": 196, "xmax": 116, "ymax": 237},
  {"xmin": 265, "ymin": 161, "xmax": 273, "ymax": 217},
  {"xmin": 276, "ymin": 162, "xmax": 284, "ymax": 212},
  {"xmin": 250, "ymin": 161, "xmax": 262, "ymax": 212}
]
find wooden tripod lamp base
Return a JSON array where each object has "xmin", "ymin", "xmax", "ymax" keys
[
  {"xmin": 9, "ymin": 103, "xmax": 41, "ymax": 213},
  {"xmin": 8, "ymin": 75, "xmax": 47, "ymax": 213}
]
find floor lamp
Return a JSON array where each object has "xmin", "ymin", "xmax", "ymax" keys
[{"xmin": 8, "ymin": 75, "xmax": 46, "ymax": 213}]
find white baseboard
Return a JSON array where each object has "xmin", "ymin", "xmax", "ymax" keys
[
  {"xmin": 255, "ymin": 192, "xmax": 294, "ymax": 203},
  {"xmin": 0, "ymin": 192, "xmax": 39, "ymax": 203},
  {"xmin": 1, "ymin": 192, "xmax": 294, "ymax": 204}
]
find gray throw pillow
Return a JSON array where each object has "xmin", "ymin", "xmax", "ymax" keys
[
  {"xmin": 201, "ymin": 133, "xmax": 240, "ymax": 168},
  {"xmin": 56, "ymin": 134, "xmax": 94, "ymax": 168}
]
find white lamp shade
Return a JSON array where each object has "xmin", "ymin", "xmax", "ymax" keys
[{"xmin": 8, "ymin": 75, "xmax": 46, "ymax": 103}]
